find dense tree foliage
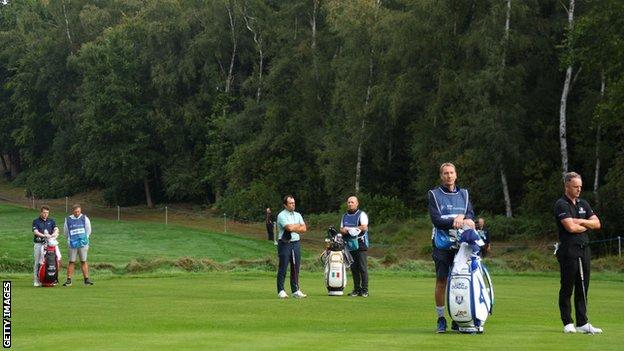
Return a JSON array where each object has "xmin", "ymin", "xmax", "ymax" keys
[{"xmin": 1, "ymin": 0, "xmax": 622, "ymax": 236}]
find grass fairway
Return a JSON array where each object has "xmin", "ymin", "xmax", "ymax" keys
[
  {"xmin": 2, "ymin": 202, "xmax": 623, "ymax": 350},
  {"xmin": 7, "ymin": 272, "xmax": 623, "ymax": 351}
]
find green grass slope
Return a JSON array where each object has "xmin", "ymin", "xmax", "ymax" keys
[
  {"xmin": 0, "ymin": 203, "xmax": 282, "ymax": 269},
  {"xmin": 5, "ymin": 272, "xmax": 622, "ymax": 351}
]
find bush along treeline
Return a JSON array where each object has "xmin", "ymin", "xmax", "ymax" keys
[{"xmin": 1, "ymin": 1, "xmax": 624, "ymax": 239}]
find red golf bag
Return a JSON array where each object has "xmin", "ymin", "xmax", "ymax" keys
[{"xmin": 38, "ymin": 243, "xmax": 60, "ymax": 287}]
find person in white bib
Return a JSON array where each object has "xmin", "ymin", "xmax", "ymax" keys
[
  {"xmin": 63, "ymin": 204, "xmax": 94, "ymax": 286},
  {"xmin": 340, "ymin": 196, "xmax": 370, "ymax": 297}
]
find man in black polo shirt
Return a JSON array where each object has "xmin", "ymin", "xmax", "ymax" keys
[
  {"xmin": 32, "ymin": 205, "xmax": 59, "ymax": 287},
  {"xmin": 554, "ymin": 172, "xmax": 602, "ymax": 334}
]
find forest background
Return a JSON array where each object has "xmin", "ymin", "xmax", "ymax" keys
[{"xmin": 1, "ymin": 0, "xmax": 624, "ymax": 242}]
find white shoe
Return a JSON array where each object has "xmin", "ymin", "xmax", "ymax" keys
[
  {"xmin": 33, "ymin": 281, "xmax": 41, "ymax": 287},
  {"xmin": 278, "ymin": 290, "xmax": 288, "ymax": 299},
  {"xmin": 576, "ymin": 323, "xmax": 603, "ymax": 334},
  {"xmin": 292, "ymin": 290, "xmax": 307, "ymax": 298},
  {"xmin": 563, "ymin": 323, "xmax": 576, "ymax": 333}
]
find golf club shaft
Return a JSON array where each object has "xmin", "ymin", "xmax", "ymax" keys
[{"xmin": 578, "ymin": 257, "xmax": 591, "ymax": 333}]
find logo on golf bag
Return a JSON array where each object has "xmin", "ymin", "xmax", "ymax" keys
[
  {"xmin": 454, "ymin": 310, "xmax": 468, "ymax": 318},
  {"xmin": 451, "ymin": 281, "xmax": 468, "ymax": 290},
  {"xmin": 455, "ymin": 295, "xmax": 464, "ymax": 304}
]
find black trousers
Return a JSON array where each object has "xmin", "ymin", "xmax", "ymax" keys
[
  {"xmin": 557, "ymin": 245, "xmax": 590, "ymax": 326},
  {"xmin": 276, "ymin": 240, "xmax": 301, "ymax": 293},
  {"xmin": 266, "ymin": 222, "xmax": 274, "ymax": 241},
  {"xmin": 350, "ymin": 250, "xmax": 368, "ymax": 292}
]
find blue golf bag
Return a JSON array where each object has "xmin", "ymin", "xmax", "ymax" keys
[{"xmin": 447, "ymin": 229, "xmax": 494, "ymax": 333}]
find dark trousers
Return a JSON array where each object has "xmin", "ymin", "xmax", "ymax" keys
[
  {"xmin": 276, "ymin": 240, "xmax": 301, "ymax": 293},
  {"xmin": 350, "ymin": 250, "xmax": 368, "ymax": 292},
  {"xmin": 266, "ymin": 222, "xmax": 274, "ymax": 241},
  {"xmin": 557, "ymin": 246, "xmax": 590, "ymax": 326}
]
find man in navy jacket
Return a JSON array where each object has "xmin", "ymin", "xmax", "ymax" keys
[{"xmin": 428, "ymin": 163, "xmax": 475, "ymax": 333}]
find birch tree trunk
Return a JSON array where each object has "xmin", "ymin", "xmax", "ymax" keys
[
  {"xmin": 354, "ymin": 1, "xmax": 381, "ymax": 195},
  {"xmin": 310, "ymin": 0, "xmax": 318, "ymax": 51},
  {"xmin": 242, "ymin": 12, "xmax": 263, "ymax": 102},
  {"xmin": 310, "ymin": 0, "xmax": 320, "ymax": 98},
  {"xmin": 593, "ymin": 72, "xmax": 605, "ymax": 203},
  {"xmin": 354, "ymin": 53, "xmax": 373, "ymax": 196},
  {"xmin": 501, "ymin": 0, "xmax": 510, "ymax": 67},
  {"xmin": 225, "ymin": 1, "xmax": 237, "ymax": 94},
  {"xmin": 62, "ymin": 1, "xmax": 74, "ymax": 53},
  {"xmin": 559, "ymin": 0, "xmax": 575, "ymax": 178},
  {"xmin": 499, "ymin": 0, "xmax": 513, "ymax": 217},
  {"xmin": 500, "ymin": 168, "xmax": 512, "ymax": 217}
]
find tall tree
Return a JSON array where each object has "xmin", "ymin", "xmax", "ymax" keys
[
  {"xmin": 558, "ymin": 0, "xmax": 575, "ymax": 178},
  {"xmin": 73, "ymin": 22, "xmax": 160, "ymax": 207}
]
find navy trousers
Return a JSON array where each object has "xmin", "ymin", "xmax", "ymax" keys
[
  {"xmin": 557, "ymin": 245, "xmax": 591, "ymax": 326},
  {"xmin": 276, "ymin": 240, "xmax": 301, "ymax": 293},
  {"xmin": 350, "ymin": 250, "xmax": 369, "ymax": 292}
]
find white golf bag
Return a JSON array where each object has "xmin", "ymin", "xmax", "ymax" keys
[
  {"xmin": 322, "ymin": 227, "xmax": 353, "ymax": 296},
  {"xmin": 447, "ymin": 230, "xmax": 494, "ymax": 333}
]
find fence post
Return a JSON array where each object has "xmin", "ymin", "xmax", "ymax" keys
[
  {"xmin": 31, "ymin": 196, "xmax": 35, "ymax": 209},
  {"xmin": 65, "ymin": 196, "xmax": 68, "ymax": 214},
  {"xmin": 165, "ymin": 206, "xmax": 168, "ymax": 225},
  {"xmin": 618, "ymin": 236, "xmax": 621, "ymax": 258},
  {"xmin": 117, "ymin": 205, "xmax": 120, "ymax": 221},
  {"xmin": 223, "ymin": 213, "xmax": 227, "ymax": 233}
]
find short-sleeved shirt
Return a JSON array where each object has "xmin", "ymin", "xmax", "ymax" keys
[
  {"xmin": 554, "ymin": 196, "xmax": 595, "ymax": 246},
  {"xmin": 32, "ymin": 217, "xmax": 58, "ymax": 243},
  {"xmin": 277, "ymin": 209, "xmax": 304, "ymax": 242}
]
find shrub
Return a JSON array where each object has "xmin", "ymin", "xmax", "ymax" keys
[
  {"xmin": 357, "ymin": 193, "xmax": 411, "ymax": 224},
  {"xmin": 486, "ymin": 215, "xmax": 556, "ymax": 241},
  {"xmin": 18, "ymin": 167, "xmax": 87, "ymax": 199},
  {"xmin": 102, "ymin": 183, "xmax": 146, "ymax": 206},
  {"xmin": 305, "ymin": 212, "xmax": 341, "ymax": 231},
  {"xmin": 382, "ymin": 252, "xmax": 398, "ymax": 265},
  {"xmin": 217, "ymin": 182, "xmax": 281, "ymax": 221}
]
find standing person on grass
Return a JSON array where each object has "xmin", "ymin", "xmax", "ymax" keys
[
  {"xmin": 32, "ymin": 205, "xmax": 60, "ymax": 287},
  {"xmin": 555, "ymin": 172, "xmax": 602, "ymax": 334},
  {"xmin": 428, "ymin": 162, "xmax": 475, "ymax": 333},
  {"xmin": 340, "ymin": 196, "xmax": 370, "ymax": 297},
  {"xmin": 276, "ymin": 195, "xmax": 307, "ymax": 299},
  {"xmin": 265, "ymin": 207, "xmax": 274, "ymax": 242},
  {"xmin": 475, "ymin": 218, "xmax": 491, "ymax": 257},
  {"xmin": 63, "ymin": 204, "xmax": 94, "ymax": 286}
]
